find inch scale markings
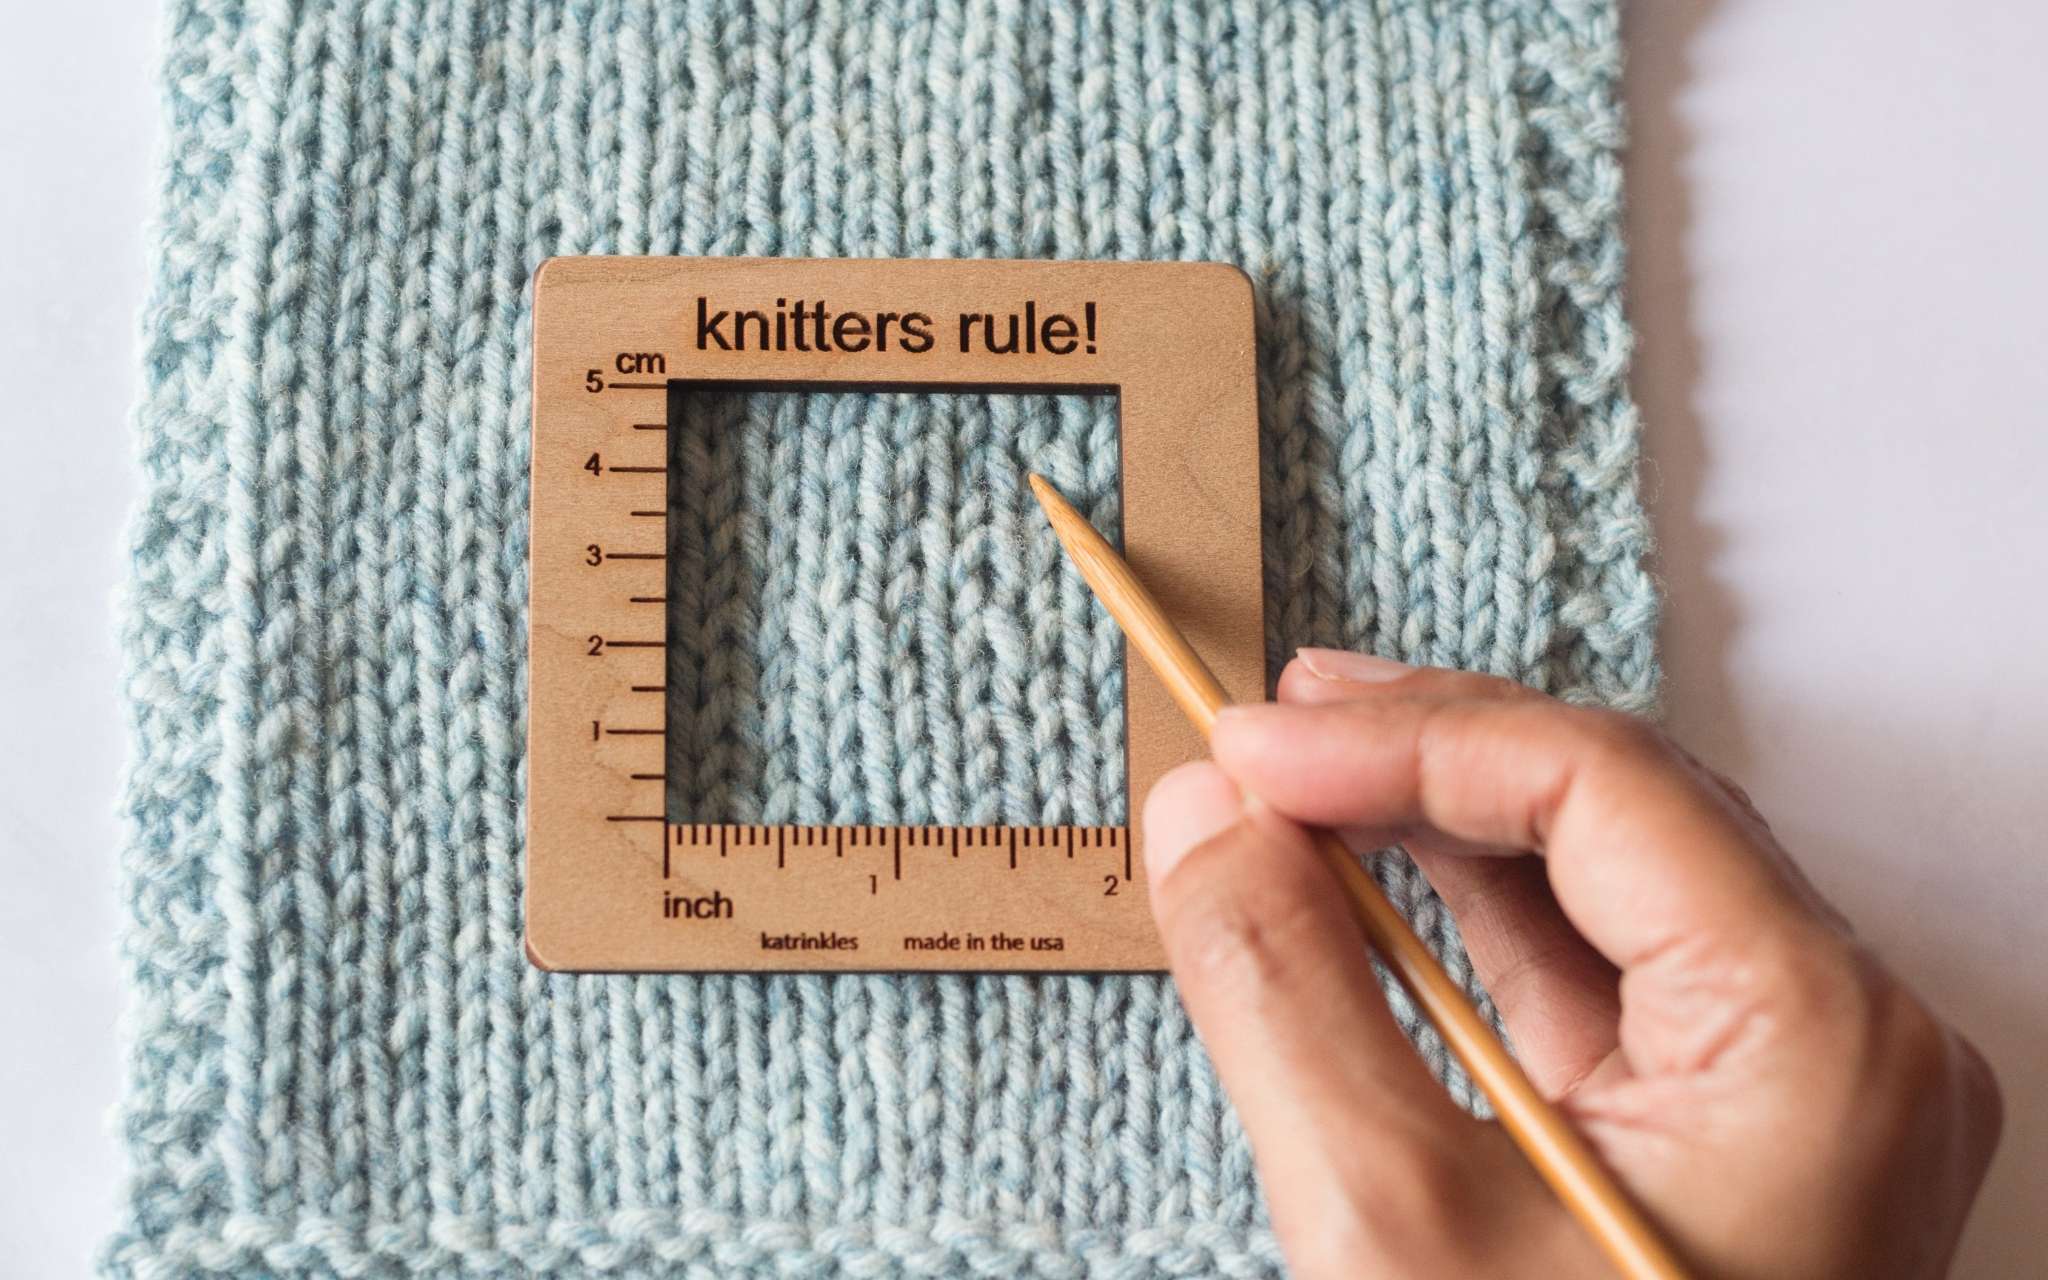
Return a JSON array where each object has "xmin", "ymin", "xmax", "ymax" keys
[{"xmin": 645, "ymin": 824, "xmax": 1132, "ymax": 961}]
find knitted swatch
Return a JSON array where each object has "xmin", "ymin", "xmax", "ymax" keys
[{"xmin": 111, "ymin": 2, "xmax": 1655, "ymax": 1275}]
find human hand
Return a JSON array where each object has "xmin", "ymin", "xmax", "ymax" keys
[{"xmin": 1141, "ymin": 650, "xmax": 2001, "ymax": 1279}]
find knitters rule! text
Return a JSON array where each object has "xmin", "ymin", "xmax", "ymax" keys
[{"xmin": 695, "ymin": 296, "xmax": 1100, "ymax": 356}]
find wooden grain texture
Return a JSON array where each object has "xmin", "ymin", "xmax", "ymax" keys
[
  {"xmin": 1028, "ymin": 473, "xmax": 1691, "ymax": 1280},
  {"xmin": 526, "ymin": 256, "xmax": 1264, "ymax": 972}
]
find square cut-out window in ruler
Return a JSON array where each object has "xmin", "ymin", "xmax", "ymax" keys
[{"xmin": 527, "ymin": 257, "xmax": 1264, "ymax": 972}]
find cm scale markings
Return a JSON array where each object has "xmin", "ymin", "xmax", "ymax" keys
[{"xmin": 525, "ymin": 257, "xmax": 1265, "ymax": 973}]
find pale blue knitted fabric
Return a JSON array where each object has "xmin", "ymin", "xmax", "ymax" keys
[{"xmin": 111, "ymin": 1, "xmax": 1655, "ymax": 1275}]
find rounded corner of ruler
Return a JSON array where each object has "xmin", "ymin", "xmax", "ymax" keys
[
  {"xmin": 521, "ymin": 908, "xmax": 572, "ymax": 973},
  {"xmin": 530, "ymin": 254, "xmax": 571, "ymax": 292},
  {"xmin": 1186, "ymin": 258, "xmax": 1257, "ymax": 304},
  {"xmin": 522, "ymin": 932, "xmax": 563, "ymax": 973}
]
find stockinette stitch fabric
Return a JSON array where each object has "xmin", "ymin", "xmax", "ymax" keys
[{"xmin": 111, "ymin": 1, "xmax": 1656, "ymax": 1275}]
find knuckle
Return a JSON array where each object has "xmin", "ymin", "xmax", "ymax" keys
[
  {"xmin": 1747, "ymin": 930, "xmax": 1870, "ymax": 1039},
  {"xmin": 1782, "ymin": 931, "xmax": 1862, "ymax": 1006},
  {"xmin": 1870, "ymin": 980, "xmax": 1954, "ymax": 1095},
  {"xmin": 1643, "ymin": 926, "xmax": 1862, "ymax": 1067},
  {"xmin": 1706, "ymin": 767, "xmax": 1768, "ymax": 824},
  {"xmin": 1489, "ymin": 670, "xmax": 1548, "ymax": 702},
  {"xmin": 1829, "ymin": 963, "xmax": 2005, "ymax": 1180},
  {"xmin": 1867, "ymin": 978, "xmax": 2003, "ymax": 1136},
  {"xmin": 1570, "ymin": 706, "xmax": 1677, "ymax": 765},
  {"xmin": 1955, "ymin": 1034, "xmax": 2006, "ymax": 1145},
  {"xmin": 1435, "ymin": 667, "xmax": 1535, "ymax": 703}
]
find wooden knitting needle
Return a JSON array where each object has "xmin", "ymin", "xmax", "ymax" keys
[{"xmin": 1027, "ymin": 473, "xmax": 1691, "ymax": 1280}]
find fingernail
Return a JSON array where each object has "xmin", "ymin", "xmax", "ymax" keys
[
  {"xmin": 1296, "ymin": 647, "xmax": 1412, "ymax": 683},
  {"xmin": 1141, "ymin": 762, "xmax": 1243, "ymax": 885}
]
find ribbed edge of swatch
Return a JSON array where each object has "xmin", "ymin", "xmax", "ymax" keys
[{"xmin": 107, "ymin": 1214, "xmax": 1283, "ymax": 1279}]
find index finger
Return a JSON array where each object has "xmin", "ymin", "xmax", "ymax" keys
[{"xmin": 1209, "ymin": 693, "xmax": 1833, "ymax": 974}]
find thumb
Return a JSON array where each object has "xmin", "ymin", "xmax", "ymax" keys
[{"xmin": 1141, "ymin": 763, "xmax": 1489, "ymax": 1267}]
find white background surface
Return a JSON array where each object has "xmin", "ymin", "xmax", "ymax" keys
[{"xmin": 2, "ymin": 3, "xmax": 2041, "ymax": 1274}]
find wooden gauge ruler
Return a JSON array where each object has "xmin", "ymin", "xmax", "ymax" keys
[{"xmin": 527, "ymin": 257, "xmax": 1264, "ymax": 972}]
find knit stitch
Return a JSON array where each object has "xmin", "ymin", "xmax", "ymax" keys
[{"xmin": 110, "ymin": 1, "xmax": 1655, "ymax": 1276}]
